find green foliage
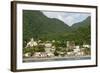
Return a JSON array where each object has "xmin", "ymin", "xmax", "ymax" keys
[
  {"xmin": 54, "ymin": 51, "xmax": 59, "ymax": 56},
  {"xmin": 23, "ymin": 46, "xmax": 45, "ymax": 54},
  {"xmin": 35, "ymin": 45, "xmax": 45, "ymax": 52},
  {"xmin": 23, "ymin": 10, "xmax": 70, "ymax": 42},
  {"xmin": 23, "ymin": 10, "xmax": 91, "ymax": 47},
  {"xmin": 67, "ymin": 49, "xmax": 73, "ymax": 52},
  {"xmin": 23, "ymin": 48, "xmax": 34, "ymax": 54},
  {"xmin": 33, "ymin": 47, "xmax": 45, "ymax": 52},
  {"xmin": 53, "ymin": 41, "xmax": 66, "ymax": 48}
]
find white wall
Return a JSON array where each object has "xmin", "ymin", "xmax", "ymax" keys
[{"xmin": 0, "ymin": 0, "xmax": 99, "ymax": 73}]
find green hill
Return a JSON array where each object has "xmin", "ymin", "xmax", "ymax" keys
[
  {"xmin": 71, "ymin": 16, "xmax": 91, "ymax": 30},
  {"xmin": 23, "ymin": 10, "xmax": 70, "ymax": 41},
  {"xmin": 70, "ymin": 16, "xmax": 91, "ymax": 45},
  {"xmin": 23, "ymin": 10, "xmax": 91, "ymax": 46}
]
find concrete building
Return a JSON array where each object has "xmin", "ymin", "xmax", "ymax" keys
[{"xmin": 66, "ymin": 41, "xmax": 75, "ymax": 49}]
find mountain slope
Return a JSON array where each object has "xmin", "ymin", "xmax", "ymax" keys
[
  {"xmin": 23, "ymin": 10, "xmax": 70, "ymax": 41},
  {"xmin": 71, "ymin": 16, "xmax": 91, "ymax": 30},
  {"xmin": 23, "ymin": 10, "xmax": 91, "ymax": 46},
  {"xmin": 69, "ymin": 16, "xmax": 91, "ymax": 44}
]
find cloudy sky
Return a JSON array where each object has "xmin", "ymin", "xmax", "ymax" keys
[{"xmin": 42, "ymin": 11, "xmax": 90, "ymax": 26}]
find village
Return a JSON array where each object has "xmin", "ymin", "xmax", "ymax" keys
[{"xmin": 23, "ymin": 38, "xmax": 91, "ymax": 60}]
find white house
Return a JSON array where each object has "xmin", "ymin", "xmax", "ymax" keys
[
  {"xmin": 74, "ymin": 46, "xmax": 80, "ymax": 53},
  {"xmin": 39, "ymin": 52, "xmax": 47, "ymax": 58},
  {"xmin": 33, "ymin": 52, "xmax": 41, "ymax": 58},
  {"xmin": 25, "ymin": 38, "xmax": 38, "ymax": 48},
  {"xmin": 75, "ymin": 51, "xmax": 84, "ymax": 56},
  {"xmin": 24, "ymin": 52, "xmax": 31, "ymax": 57},
  {"xmin": 47, "ymin": 53, "xmax": 54, "ymax": 57},
  {"xmin": 83, "ymin": 44, "xmax": 90, "ymax": 48},
  {"xmin": 67, "ymin": 52, "xmax": 74, "ymax": 56},
  {"xmin": 44, "ymin": 42, "xmax": 52, "ymax": 48}
]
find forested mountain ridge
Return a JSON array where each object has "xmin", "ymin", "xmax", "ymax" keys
[{"xmin": 23, "ymin": 10, "xmax": 91, "ymax": 45}]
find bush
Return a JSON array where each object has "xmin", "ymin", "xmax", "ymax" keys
[
  {"xmin": 23, "ymin": 48, "xmax": 34, "ymax": 55},
  {"xmin": 54, "ymin": 51, "xmax": 59, "ymax": 56}
]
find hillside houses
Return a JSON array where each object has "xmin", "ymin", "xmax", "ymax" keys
[
  {"xmin": 25, "ymin": 38, "xmax": 38, "ymax": 48},
  {"xmin": 23, "ymin": 38, "xmax": 91, "ymax": 58}
]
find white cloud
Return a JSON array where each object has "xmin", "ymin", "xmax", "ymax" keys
[{"xmin": 42, "ymin": 11, "xmax": 90, "ymax": 26}]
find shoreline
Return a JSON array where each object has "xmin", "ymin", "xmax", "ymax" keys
[{"xmin": 23, "ymin": 55, "xmax": 91, "ymax": 62}]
